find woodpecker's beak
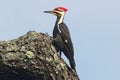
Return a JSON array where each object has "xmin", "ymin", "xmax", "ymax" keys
[{"xmin": 44, "ymin": 10, "xmax": 54, "ymax": 14}]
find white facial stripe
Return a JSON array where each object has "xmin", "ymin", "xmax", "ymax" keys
[
  {"xmin": 58, "ymin": 12, "xmax": 65, "ymax": 24},
  {"xmin": 57, "ymin": 24, "xmax": 61, "ymax": 33},
  {"xmin": 54, "ymin": 10, "xmax": 65, "ymax": 24},
  {"xmin": 56, "ymin": 11, "xmax": 65, "ymax": 33}
]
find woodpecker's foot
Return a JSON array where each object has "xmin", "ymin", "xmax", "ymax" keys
[
  {"xmin": 58, "ymin": 51, "xmax": 62, "ymax": 59},
  {"xmin": 58, "ymin": 51, "xmax": 61, "ymax": 56},
  {"xmin": 59, "ymin": 51, "xmax": 62, "ymax": 56}
]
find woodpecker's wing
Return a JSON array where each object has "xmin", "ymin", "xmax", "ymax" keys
[
  {"xmin": 58, "ymin": 22, "xmax": 74, "ymax": 57},
  {"xmin": 58, "ymin": 22, "xmax": 75, "ymax": 69}
]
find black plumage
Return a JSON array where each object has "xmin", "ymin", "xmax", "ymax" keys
[
  {"xmin": 53, "ymin": 22, "xmax": 76, "ymax": 70},
  {"xmin": 44, "ymin": 7, "xmax": 76, "ymax": 70}
]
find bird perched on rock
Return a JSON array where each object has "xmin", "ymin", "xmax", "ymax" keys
[{"xmin": 44, "ymin": 7, "xmax": 76, "ymax": 70}]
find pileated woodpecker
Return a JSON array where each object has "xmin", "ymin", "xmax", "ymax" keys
[{"xmin": 44, "ymin": 7, "xmax": 76, "ymax": 70}]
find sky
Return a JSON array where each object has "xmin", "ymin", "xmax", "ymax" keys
[{"xmin": 0, "ymin": 0, "xmax": 120, "ymax": 80}]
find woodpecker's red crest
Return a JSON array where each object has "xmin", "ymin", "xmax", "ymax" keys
[{"xmin": 54, "ymin": 7, "xmax": 68, "ymax": 12}]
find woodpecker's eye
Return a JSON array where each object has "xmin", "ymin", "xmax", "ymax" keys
[
  {"xmin": 54, "ymin": 8, "xmax": 59, "ymax": 11},
  {"xmin": 57, "ymin": 9, "xmax": 63, "ymax": 12},
  {"xmin": 54, "ymin": 10, "xmax": 62, "ymax": 15},
  {"xmin": 58, "ymin": 10, "xmax": 63, "ymax": 12},
  {"xmin": 54, "ymin": 11, "xmax": 59, "ymax": 15},
  {"xmin": 55, "ymin": 8, "xmax": 63, "ymax": 12}
]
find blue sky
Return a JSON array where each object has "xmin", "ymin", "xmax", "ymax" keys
[{"xmin": 0, "ymin": 0, "xmax": 120, "ymax": 80}]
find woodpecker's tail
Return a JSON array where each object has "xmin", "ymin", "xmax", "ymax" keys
[
  {"xmin": 63, "ymin": 45, "xmax": 76, "ymax": 70},
  {"xmin": 69, "ymin": 56, "xmax": 76, "ymax": 70}
]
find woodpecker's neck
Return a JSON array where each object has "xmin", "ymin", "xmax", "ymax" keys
[{"xmin": 56, "ymin": 13, "xmax": 65, "ymax": 25}]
